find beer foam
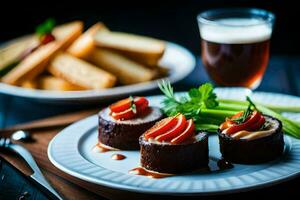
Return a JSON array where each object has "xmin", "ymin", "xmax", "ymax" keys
[{"xmin": 199, "ymin": 18, "xmax": 272, "ymax": 44}]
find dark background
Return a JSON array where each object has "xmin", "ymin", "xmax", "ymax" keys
[{"xmin": 1, "ymin": 0, "xmax": 299, "ymax": 56}]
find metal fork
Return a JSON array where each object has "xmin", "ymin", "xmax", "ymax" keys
[{"xmin": 0, "ymin": 137, "xmax": 63, "ymax": 200}]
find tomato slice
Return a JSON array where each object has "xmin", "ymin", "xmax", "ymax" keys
[
  {"xmin": 224, "ymin": 111, "xmax": 261, "ymax": 135},
  {"xmin": 111, "ymin": 108, "xmax": 135, "ymax": 120},
  {"xmin": 171, "ymin": 119, "xmax": 195, "ymax": 144},
  {"xmin": 248, "ymin": 115, "xmax": 265, "ymax": 131},
  {"xmin": 231, "ymin": 111, "xmax": 244, "ymax": 119},
  {"xmin": 110, "ymin": 97, "xmax": 148, "ymax": 113},
  {"xmin": 135, "ymin": 97, "xmax": 149, "ymax": 108},
  {"xmin": 220, "ymin": 120, "xmax": 236, "ymax": 130},
  {"xmin": 155, "ymin": 114, "xmax": 187, "ymax": 142},
  {"xmin": 144, "ymin": 117, "xmax": 178, "ymax": 139},
  {"xmin": 110, "ymin": 98, "xmax": 132, "ymax": 113},
  {"xmin": 135, "ymin": 97, "xmax": 149, "ymax": 113},
  {"xmin": 220, "ymin": 111, "xmax": 244, "ymax": 130}
]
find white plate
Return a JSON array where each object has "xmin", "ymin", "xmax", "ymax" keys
[
  {"xmin": 0, "ymin": 42, "xmax": 195, "ymax": 104},
  {"xmin": 48, "ymin": 89, "xmax": 300, "ymax": 195}
]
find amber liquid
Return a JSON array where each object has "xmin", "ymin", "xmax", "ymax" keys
[{"xmin": 201, "ymin": 39, "xmax": 270, "ymax": 88}]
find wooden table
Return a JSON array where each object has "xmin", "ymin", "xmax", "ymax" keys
[{"xmin": 1, "ymin": 56, "xmax": 300, "ymax": 200}]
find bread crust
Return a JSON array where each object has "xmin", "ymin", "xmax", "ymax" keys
[{"xmin": 48, "ymin": 53, "xmax": 116, "ymax": 89}]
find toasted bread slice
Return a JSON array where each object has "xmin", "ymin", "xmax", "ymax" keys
[
  {"xmin": 90, "ymin": 48, "xmax": 156, "ymax": 85},
  {"xmin": 52, "ymin": 20, "xmax": 84, "ymax": 49},
  {"xmin": 0, "ymin": 35, "xmax": 39, "ymax": 76},
  {"xmin": 0, "ymin": 35, "xmax": 38, "ymax": 68},
  {"xmin": 48, "ymin": 53, "xmax": 116, "ymax": 89},
  {"xmin": 21, "ymin": 79, "xmax": 38, "ymax": 89},
  {"xmin": 67, "ymin": 22, "xmax": 108, "ymax": 59},
  {"xmin": 154, "ymin": 65, "xmax": 169, "ymax": 78},
  {"xmin": 21, "ymin": 75, "xmax": 83, "ymax": 91},
  {"xmin": 94, "ymin": 31, "xmax": 165, "ymax": 66},
  {"xmin": 1, "ymin": 21, "xmax": 84, "ymax": 85},
  {"xmin": 2, "ymin": 42, "xmax": 61, "ymax": 85},
  {"xmin": 116, "ymin": 51, "xmax": 162, "ymax": 67},
  {"xmin": 38, "ymin": 76, "xmax": 84, "ymax": 91}
]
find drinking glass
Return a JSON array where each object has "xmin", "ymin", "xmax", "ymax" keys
[{"xmin": 197, "ymin": 8, "xmax": 275, "ymax": 89}]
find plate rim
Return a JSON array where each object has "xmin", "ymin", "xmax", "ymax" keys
[{"xmin": 48, "ymin": 90, "xmax": 300, "ymax": 195}]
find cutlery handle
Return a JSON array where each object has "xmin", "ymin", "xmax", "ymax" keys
[{"xmin": 10, "ymin": 144, "xmax": 63, "ymax": 200}]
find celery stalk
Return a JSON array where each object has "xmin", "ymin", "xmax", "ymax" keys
[
  {"xmin": 258, "ymin": 104, "xmax": 300, "ymax": 113},
  {"xmin": 196, "ymin": 124, "xmax": 219, "ymax": 132},
  {"xmin": 217, "ymin": 103, "xmax": 248, "ymax": 111},
  {"xmin": 201, "ymin": 109, "xmax": 237, "ymax": 118},
  {"xmin": 219, "ymin": 99, "xmax": 300, "ymax": 113}
]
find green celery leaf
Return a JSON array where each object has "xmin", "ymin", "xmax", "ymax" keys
[
  {"xmin": 198, "ymin": 83, "xmax": 218, "ymax": 108},
  {"xmin": 188, "ymin": 88, "xmax": 201, "ymax": 99}
]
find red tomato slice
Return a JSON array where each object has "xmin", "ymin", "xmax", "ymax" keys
[
  {"xmin": 220, "ymin": 111, "xmax": 244, "ymax": 130},
  {"xmin": 135, "ymin": 97, "xmax": 149, "ymax": 108},
  {"xmin": 111, "ymin": 108, "xmax": 135, "ymax": 120},
  {"xmin": 135, "ymin": 97, "xmax": 149, "ymax": 113},
  {"xmin": 144, "ymin": 117, "xmax": 178, "ymax": 139},
  {"xmin": 220, "ymin": 120, "xmax": 236, "ymax": 130},
  {"xmin": 231, "ymin": 111, "xmax": 244, "ymax": 119},
  {"xmin": 224, "ymin": 111, "xmax": 261, "ymax": 135},
  {"xmin": 155, "ymin": 114, "xmax": 187, "ymax": 142},
  {"xmin": 248, "ymin": 115, "xmax": 265, "ymax": 131},
  {"xmin": 110, "ymin": 97, "xmax": 148, "ymax": 113},
  {"xmin": 110, "ymin": 98, "xmax": 131, "ymax": 113},
  {"xmin": 171, "ymin": 119, "xmax": 195, "ymax": 144}
]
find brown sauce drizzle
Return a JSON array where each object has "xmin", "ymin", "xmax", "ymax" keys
[
  {"xmin": 129, "ymin": 158, "xmax": 233, "ymax": 179},
  {"xmin": 129, "ymin": 167, "xmax": 172, "ymax": 179},
  {"xmin": 111, "ymin": 154, "xmax": 126, "ymax": 160},
  {"xmin": 129, "ymin": 158, "xmax": 234, "ymax": 178},
  {"xmin": 93, "ymin": 143, "xmax": 117, "ymax": 153}
]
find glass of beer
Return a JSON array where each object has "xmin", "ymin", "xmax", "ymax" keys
[{"xmin": 197, "ymin": 8, "xmax": 275, "ymax": 89}]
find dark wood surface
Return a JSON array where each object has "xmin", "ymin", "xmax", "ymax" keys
[{"xmin": 0, "ymin": 56, "xmax": 300, "ymax": 200}]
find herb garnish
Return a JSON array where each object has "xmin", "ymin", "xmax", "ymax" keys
[
  {"xmin": 231, "ymin": 96, "xmax": 257, "ymax": 124},
  {"xmin": 129, "ymin": 96, "xmax": 137, "ymax": 114},
  {"xmin": 158, "ymin": 80, "xmax": 218, "ymax": 124},
  {"xmin": 36, "ymin": 18, "xmax": 56, "ymax": 37}
]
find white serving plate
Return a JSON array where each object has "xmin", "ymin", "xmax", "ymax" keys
[
  {"xmin": 48, "ymin": 88, "xmax": 300, "ymax": 195},
  {"xmin": 0, "ymin": 42, "xmax": 195, "ymax": 104}
]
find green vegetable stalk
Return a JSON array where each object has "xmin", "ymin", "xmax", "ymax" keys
[{"xmin": 158, "ymin": 80, "xmax": 300, "ymax": 138}]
